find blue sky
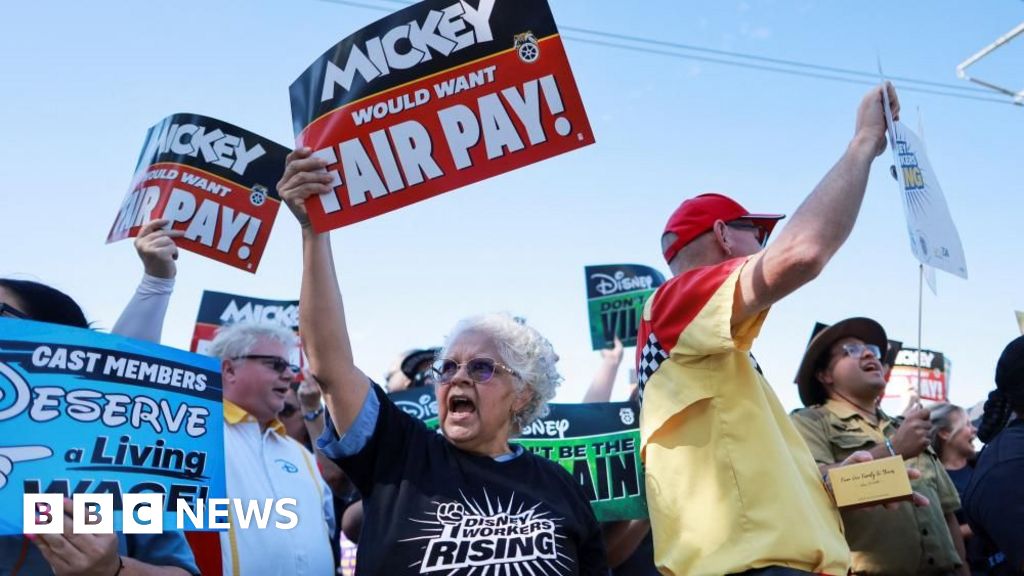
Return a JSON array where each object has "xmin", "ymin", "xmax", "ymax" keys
[{"xmin": 1, "ymin": 0, "xmax": 1021, "ymax": 411}]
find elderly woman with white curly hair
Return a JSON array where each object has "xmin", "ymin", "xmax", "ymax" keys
[{"xmin": 277, "ymin": 149, "xmax": 608, "ymax": 576}]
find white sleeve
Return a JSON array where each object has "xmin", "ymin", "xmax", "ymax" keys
[{"xmin": 111, "ymin": 274, "xmax": 175, "ymax": 343}]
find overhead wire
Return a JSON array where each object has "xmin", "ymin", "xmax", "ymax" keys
[
  {"xmin": 316, "ymin": 0, "xmax": 1018, "ymax": 107},
  {"xmin": 558, "ymin": 24, "xmax": 993, "ymax": 95},
  {"xmin": 559, "ymin": 36, "xmax": 1014, "ymax": 105}
]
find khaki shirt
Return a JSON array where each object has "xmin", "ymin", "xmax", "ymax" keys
[{"xmin": 791, "ymin": 400, "xmax": 962, "ymax": 576}]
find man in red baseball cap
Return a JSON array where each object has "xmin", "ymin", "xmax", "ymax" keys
[
  {"xmin": 661, "ymin": 192, "xmax": 784, "ymax": 265},
  {"xmin": 636, "ymin": 83, "xmax": 901, "ymax": 576}
]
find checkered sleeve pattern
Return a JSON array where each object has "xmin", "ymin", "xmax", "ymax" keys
[{"xmin": 637, "ymin": 331, "xmax": 669, "ymax": 403}]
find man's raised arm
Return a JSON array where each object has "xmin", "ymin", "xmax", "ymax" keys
[{"xmin": 734, "ymin": 83, "xmax": 899, "ymax": 326}]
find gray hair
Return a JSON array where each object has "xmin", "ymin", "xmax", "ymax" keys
[
  {"xmin": 441, "ymin": 313, "xmax": 561, "ymax": 431},
  {"xmin": 208, "ymin": 321, "xmax": 298, "ymax": 360},
  {"xmin": 928, "ymin": 402, "xmax": 965, "ymax": 460}
]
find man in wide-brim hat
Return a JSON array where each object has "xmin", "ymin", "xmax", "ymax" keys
[{"xmin": 791, "ymin": 317, "xmax": 970, "ymax": 576}]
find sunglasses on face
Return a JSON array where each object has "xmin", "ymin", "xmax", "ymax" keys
[
  {"xmin": 726, "ymin": 220, "xmax": 769, "ymax": 247},
  {"xmin": 431, "ymin": 357, "xmax": 518, "ymax": 385},
  {"xmin": 836, "ymin": 343, "xmax": 882, "ymax": 359},
  {"xmin": 0, "ymin": 303, "xmax": 28, "ymax": 319},
  {"xmin": 234, "ymin": 355, "xmax": 300, "ymax": 375}
]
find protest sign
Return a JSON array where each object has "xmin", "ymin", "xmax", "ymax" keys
[
  {"xmin": 888, "ymin": 120, "xmax": 968, "ymax": 279},
  {"xmin": 190, "ymin": 290, "xmax": 300, "ymax": 358},
  {"xmin": 885, "ymin": 347, "xmax": 950, "ymax": 403},
  {"xmin": 390, "ymin": 386, "xmax": 440, "ymax": 429},
  {"xmin": 585, "ymin": 264, "xmax": 665, "ymax": 350},
  {"xmin": 289, "ymin": 0, "xmax": 594, "ymax": 231},
  {"xmin": 516, "ymin": 402, "xmax": 646, "ymax": 521},
  {"xmin": 107, "ymin": 114, "xmax": 291, "ymax": 273},
  {"xmin": 0, "ymin": 319, "xmax": 225, "ymax": 535},
  {"xmin": 390, "ymin": 386, "xmax": 645, "ymax": 521}
]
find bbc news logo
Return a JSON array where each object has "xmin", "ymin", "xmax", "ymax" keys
[{"xmin": 24, "ymin": 494, "xmax": 298, "ymax": 534}]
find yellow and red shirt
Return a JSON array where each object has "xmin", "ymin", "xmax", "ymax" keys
[{"xmin": 636, "ymin": 255, "xmax": 850, "ymax": 576}]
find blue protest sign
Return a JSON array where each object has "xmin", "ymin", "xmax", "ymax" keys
[{"xmin": 0, "ymin": 319, "xmax": 225, "ymax": 534}]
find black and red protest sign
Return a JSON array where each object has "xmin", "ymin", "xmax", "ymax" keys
[
  {"xmin": 289, "ymin": 0, "xmax": 594, "ymax": 231},
  {"xmin": 886, "ymin": 348, "xmax": 950, "ymax": 402},
  {"xmin": 107, "ymin": 114, "xmax": 290, "ymax": 272},
  {"xmin": 190, "ymin": 290, "xmax": 300, "ymax": 355}
]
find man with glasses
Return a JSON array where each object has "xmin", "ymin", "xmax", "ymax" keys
[
  {"xmin": 636, "ymin": 83, "xmax": 900, "ymax": 576},
  {"xmin": 209, "ymin": 321, "xmax": 337, "ymax": 576},
  {"xmin": 791, "ymin": 318, "xmax": 969, "ymax": 576},
  {"xmin": 384, "ymin": 347, "xmax": 440, "ymax": 392}
]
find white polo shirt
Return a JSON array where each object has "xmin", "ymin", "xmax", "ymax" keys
[{"xmin": 220, "ymin": 401, "xmax": 335, "ymax": 576}]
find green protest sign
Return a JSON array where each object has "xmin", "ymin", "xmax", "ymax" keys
[
  {"xmin": 390, "ymin": 386, "xmax": 439, "ymax": 430},
  {"xmin": 514, "ymin": 402, "xmax": 646, "ymax": 521},
  {"xmin": 585, "ymin": 264, "xmax": 665, "ymax": 350}
]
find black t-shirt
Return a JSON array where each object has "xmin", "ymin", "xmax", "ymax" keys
[
  {"xmin": 946, "ymin": 465, "xmax": 973, "ymax": 524},
  {"xmin": 334, "ymin": 386, "xmax": 609, "ymax": 575},
  {"xmin": 965, "ymin": 419, "xmax": 1024, "ymax": 574},
  {"xmin": 948, "ymin": 464, "xmax": 999, "ymax": 573}
]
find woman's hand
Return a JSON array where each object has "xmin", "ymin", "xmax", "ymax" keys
[{"xmin": 277, "ymin": 148, "xmax": 334, "ymax": 229}]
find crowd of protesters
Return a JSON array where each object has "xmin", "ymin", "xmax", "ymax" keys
[{"xmin": 2, "ymin": 81, "xmax": 1023, "ymax": 576}]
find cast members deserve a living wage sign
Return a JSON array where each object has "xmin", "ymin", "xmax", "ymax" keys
[{"xmin": 0, "ymin": 319, "xmax": 226, "ymax": 534}]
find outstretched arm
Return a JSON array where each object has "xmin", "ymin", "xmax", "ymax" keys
[
  {"xmin": 582, "ymin": 338, "xmax": 624, "ymax": 403},
  {"xmin": 111, "ymin": 218, "xmax": 183, "ymax": 342},
  {"xmin": 278, "ymin": 148, "xmax": 370, "ymax": 435},
  {"xmin": 734, "ymin": 83, "xmax": 899, "ymax": 327}
]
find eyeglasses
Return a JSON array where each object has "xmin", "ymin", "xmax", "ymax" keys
[
  {"xmin": 431, "ymin": 358, "xmax": 519, "ymax": 384},
  {"xmin": 836, "ymin": 343, "xmax": 882, "ymax": 359},
  {"xmin": 233, "ymin": 355, "xmax": 300, "ymax": 375},
  {"xmin": 0, "ymin": 303, "xmax": 28, "ymax": 319},
  {"xmin": 726, "ymin": 220, "xmax": 769, "ymax": 247},
  {"xmin": 410, "ymin": 368, "xmax": 434, "ymax": 388}
]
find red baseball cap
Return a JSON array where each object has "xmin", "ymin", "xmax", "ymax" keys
[{"xmin": 662, "ymin": 193, "xmax": 785, "ymax": 263}]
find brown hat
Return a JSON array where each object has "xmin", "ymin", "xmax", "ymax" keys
[{"xmin": 794, "ymin": 317, "xmax": 888, "ymax": 407}]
